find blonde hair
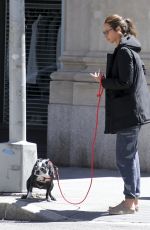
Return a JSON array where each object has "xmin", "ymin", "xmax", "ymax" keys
[{"xmin": 104, "ymin": 14, "xmax": 137, "ymax": 37}]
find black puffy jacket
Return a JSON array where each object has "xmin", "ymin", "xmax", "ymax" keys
[{"xmin": 102, "ymin": 35, "xmax": 150, "ymax": 134}]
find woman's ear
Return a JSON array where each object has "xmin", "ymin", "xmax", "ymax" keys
[
  {"xmin": 116, "ymin": 26, "xmax": 123, "ymax": 36},
  {"xmin": 116, "ymin": 26, "xmax": 121, "ymax": 32}
]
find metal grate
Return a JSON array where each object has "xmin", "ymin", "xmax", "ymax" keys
[{"xmin": 3, "ymin": 0, "xmax": 61, "ymax": 126}]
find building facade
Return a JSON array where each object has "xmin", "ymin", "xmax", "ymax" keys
[
  {"xmin": 0, "ymin": 0, "xmax": 150, "ymax": 172},
  {"xmin": 47, "ymin": 0, "xmax": 150, "ymax": 172}
]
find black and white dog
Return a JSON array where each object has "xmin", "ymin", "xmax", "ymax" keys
[{"xmin": 21, "ymin": 158, "xmax": 58, "ymax": 202}]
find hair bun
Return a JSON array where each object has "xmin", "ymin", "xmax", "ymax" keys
[
  {"xmin": 125, "ymin": 18, "xmax": 131, "ymax": 24},
  {"xmin": 104, "ymin": 15, "xmax": 137, "ymax": 37}
]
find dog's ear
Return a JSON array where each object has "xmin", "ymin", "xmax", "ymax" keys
[
  {"xmin": 47, "ymin": 160, "xmax": 58, "ymax": 178},
  {"xmin": 31, "ymin": 160, "xmax": 39, "ymax": 175}
]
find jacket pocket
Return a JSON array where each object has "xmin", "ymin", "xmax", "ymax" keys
[{"xmin": 113, "ymin": 95, "xmax": 136, "ymax": 119}]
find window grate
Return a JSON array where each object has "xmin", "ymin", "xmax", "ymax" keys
[{"xmin": 3, "ymin": 0, "xmax": 61, "ymax": 126}]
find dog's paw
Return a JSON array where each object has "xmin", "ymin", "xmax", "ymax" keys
[
  {"xmin": 21, "ymin": 195, "xmax": 27, "ymax": 199},
  {"xmin": 46, "ymin": 196, "xmax": 56, "ymax": 202},
  {"xmin": 51, "ymin": 196, "xmax": 56, "ymax": 201},
  {"xmin": 46, "ymin": 197, "xmax": 51, "ymax": 202}
]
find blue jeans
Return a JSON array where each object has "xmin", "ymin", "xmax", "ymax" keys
[{"xmin": 116, "ymin": 126, "xmax": 141, "ymax": 199}]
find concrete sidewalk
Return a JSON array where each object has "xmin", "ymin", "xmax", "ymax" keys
[{"xmin": 0, "ymin": 167, "xmax": 150, "ymax": 224}]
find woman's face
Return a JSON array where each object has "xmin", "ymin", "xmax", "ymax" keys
[{"xmin": 103, "ymin": 23, "xmax": 121, "ymax": 45}]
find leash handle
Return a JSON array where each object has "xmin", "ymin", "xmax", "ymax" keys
[{"xmin": 56, "ymin": 79, "xmax": 104, "ymax": 205}]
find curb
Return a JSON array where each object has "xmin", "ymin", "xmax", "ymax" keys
[{"xmin": 0, "ymin": 197, "xmax": 68, "ymax": 222}]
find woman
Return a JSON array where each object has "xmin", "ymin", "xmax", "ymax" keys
[{"xmin": 92, "ymin": 14, "xmax": 150, "ymax": 215}]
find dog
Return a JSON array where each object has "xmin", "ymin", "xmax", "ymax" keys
[{"xmin": 21, "ymin": 158, "xmax": 58, "ymax": 202}]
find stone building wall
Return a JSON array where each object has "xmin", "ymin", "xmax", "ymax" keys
[{"xmin": 47, "ymin": 0, "xmax": 150, "ymax": 172}]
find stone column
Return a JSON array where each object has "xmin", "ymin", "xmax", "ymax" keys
[
  {"xmin": 0, "ymin": 0, "xmax": 37, "ymax": 192},
  {"xmin": 48, "ymin": 0, "xmax": 150, "ymax": 172}
]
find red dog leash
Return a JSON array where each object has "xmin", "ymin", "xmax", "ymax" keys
[{"xmin": 56, "ymin": 76, "xmax": 104, "ymax": 205}]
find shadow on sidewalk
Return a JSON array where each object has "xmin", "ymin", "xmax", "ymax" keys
[
  {"xmin": 52, "ymin": 209, "xmax": 109, "ymax": 221},
  {"xmin": 57, "ymin": 167, "xmax": 120, "ymax": 180},
  {"xmin": 140, "ymin": 197, "xmax": 150, "ymax": 201},
  {"xmin": 10, "ymin": 198, "xmax": 109, "ymax": 222}
]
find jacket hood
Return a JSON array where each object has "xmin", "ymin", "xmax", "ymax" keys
[{"xmin": 119, "ymin": 35, "xmax": 141, "ymax": 53}]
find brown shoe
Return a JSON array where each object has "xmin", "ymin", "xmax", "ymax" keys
[
  {"xmin": 109, "ymin": 198, "xmax": 139, "ymax": 212},
  {"xmin": 109, "ymin": 201, "xmax": 135, "ymax": 215}
]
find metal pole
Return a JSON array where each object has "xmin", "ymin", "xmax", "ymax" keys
[{"xmin": 9, "ymin": 0, "xmax": 26, "ymax": 142}]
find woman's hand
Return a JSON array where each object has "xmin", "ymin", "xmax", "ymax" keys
[{"xmin": 90, "ymin": 70, "xmax": 105, "ymax": 82}]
